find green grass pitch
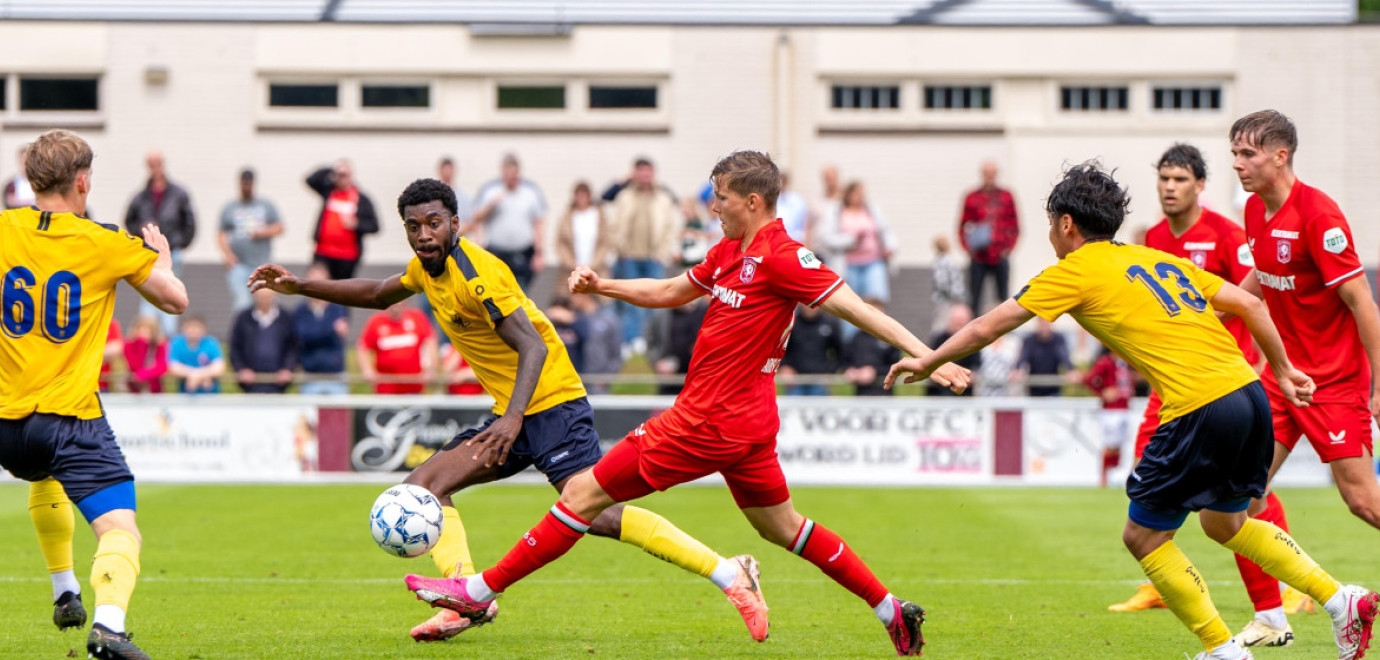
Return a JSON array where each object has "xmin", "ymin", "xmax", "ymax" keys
[{"xmin": 0, "ymin": 484, "xmax": 1373, "ymax": 658}]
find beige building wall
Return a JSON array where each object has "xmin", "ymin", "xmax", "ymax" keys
[{"xmin": 0, "ymin": 21, "xmax": 1375, "ymax": 288}]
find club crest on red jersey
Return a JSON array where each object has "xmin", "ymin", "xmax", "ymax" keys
[
  {"xmin": 1190, "ymin": 251, "xmax": 1206, "ymax": 267},
  {"xmin": 740, "ymin": 256, "xmax": 763, "ymax": 284},
  {"xmin": 1276, "ymin": 239, "xmax": 1292, "ymax": 264}
]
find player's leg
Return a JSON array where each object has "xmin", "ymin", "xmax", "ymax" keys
[
  {"xmin": 1330, "ymin": 452, "xmax": 1380, "ymax": 530},
  {"xmin": 1123, "ymin": 512, "xmax": 1246, "ymax": 659},
  {"xmin": 80, "ymin": 489, "xmax": 149, "ymax": 660},
  {"xmin": 1228, "ymin": 429, "xmax": 1297, "ymax": 647},
  {"xmin": 29, "ymin": 476, "xmax": 85, "ymax": 630},
  {"xmin": 729, "ymin": 447, "xmax": 923, "ymax": 656},
  {"xmin": 1201, "ymin": 507, "xmax": 1377, "ymax": 660},
  {"xmin": 400, "ymin": 424, "xmax": 507, "ymax": 641},
  {"xmin": 1110, "ymin": 393, "xmax": 1168, "ymax": 613}
]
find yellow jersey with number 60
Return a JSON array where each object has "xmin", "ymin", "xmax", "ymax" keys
[
  {"xmin": 400, "ymin": 238, "xmax": 585, "ymax": 416},
  {"xmin": 1, "ymin": 207, "xmax": 159, "ymax": 420},
  {"xmin": 1015, "ymin": 240, "xmax": 1258, "ymax": 422}
]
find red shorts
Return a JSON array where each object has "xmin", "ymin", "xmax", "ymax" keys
[
  {"xmin": 1133, "ymin": 392, "xmax": 1164, "ymax": 458},
  {"xmin": 1267, "ymin": 382, "xmax": 1374, "ymax": 463},
  {"xmin": 592, "ymin": 411, "xmax": 790, "ymax": 510}
]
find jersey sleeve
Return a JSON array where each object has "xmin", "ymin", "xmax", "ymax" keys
[
  {"xmin": 468, "ymin": 248, "xmax": 525, "ymax": 328},
  {"xmin": 102, "ymin": 226, "xmax": 160, "ymax": 287},
  {"xmin": 686, "ymin": 240, "xmax": 726, "ymax": 293},
  {"xmin": 1190, "ymin": 264, "xmax": 1228, "ymax": 300},
  {"xmin": 1220, "ymin": 225, "xmax": 1255, "ymax": 285},
  {"xmin": 1014, "ymin": 261, "xmax": 1082, "ymax": 321},
  {"xmin": 398, "ymin": 258, "xmax": 425, "ymax": 294},
  {"xmin": 765, "ymin": 244, "xmax": 844, "ymax": 308},
  {"xmin": 1306, "ymin": 210, "xmax": 1364, "ymax": 289}
]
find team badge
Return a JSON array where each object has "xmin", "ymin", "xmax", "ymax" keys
[
  {"xmin": 740, "ymin": 256, "xmax": 763, "ymax": 284},
  {"xmin": 1190, "ymin": 251, "xmax": 1206, "ymax": 267},
  {"xmin": 1276, "ymin": 239, "xmax": 1292, "ymax": 264}
]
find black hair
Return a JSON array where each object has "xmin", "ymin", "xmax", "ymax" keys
[
  {"xmin": 397, "ymin": 178, "xmax": 458, "ymax": 219},
  {"xmin": 1155, "ymin": 143, "xmax": 1207, "ymax": 180},
  {"xmin": 1045, "ymin": 161, "xmax": 1130, "ymax": 241},
  {"xmin": 1230, "ymin": 109, "xmax": 1298, "ymax": 164}
]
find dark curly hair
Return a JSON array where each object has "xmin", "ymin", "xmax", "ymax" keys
[
  {"xmin": 1156, "ymin": 143, "xmax": 1207, "ymax": 181},
  {"xmin": 396, "ymin": 178, "xmax": 458, "ymax": 219},
  {"xmin": 1046, "ymin": 161, "xmax": 1130, "ymax": 241}
]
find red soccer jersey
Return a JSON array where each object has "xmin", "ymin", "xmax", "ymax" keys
[
  {"xmin": 359, "ymin": 308, "xmax": 433, "ymax": 394},
  {"xmin": 1244, "ymin": 180, "xmax": 1370, "ymax": 399},
  {"xmin": 1144, "ymin": 208, "xmax": 1260, "ymax": 366},
  {"xmin": 678, "ymin": 220, "xmax": 844, "ymax": 442}
]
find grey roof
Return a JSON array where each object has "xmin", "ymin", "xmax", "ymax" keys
[{"xmin": 0, "ymin": 0, "xmax": 1357, "ymax": 25}]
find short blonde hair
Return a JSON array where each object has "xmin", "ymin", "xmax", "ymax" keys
[
  {"xmin": 25, "ymin": 129, "xmax": 93, "ymax": 195},
  {"xmin": 709, "ymin": 150, "xmax": 780, "ymax": 208}
]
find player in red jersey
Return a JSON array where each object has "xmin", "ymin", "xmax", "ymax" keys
[
  {"xmin": 1234, "ymin": 110, "xmax": 1380, "ymax": 655},
  {"xmin": 405, "ymin": 151, "xmax": 971, "ymax": 656},
  {"xmin": 1109, "ymin": 144, "xmax": 1313, "ymax": 642}
]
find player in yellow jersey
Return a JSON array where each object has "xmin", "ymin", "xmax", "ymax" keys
[
  {"xmin": 0, "ymin": 130, "xmax": 188, "ymax": 660},
  {"xmin": 248, "ymin": 178, "xmax": 770, "ymax": 644},
  {"xmin": 886, "ymin": 163, "xmax": 1378, "ymax": 660}
]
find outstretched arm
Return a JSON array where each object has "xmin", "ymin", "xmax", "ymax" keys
[
  {"xmin": 131, "ymin": 225, "xmax": 188, "ymax": 314},
  {"xmin": 569, "ymin": 265, "xmax": 703, "ymax": 309},
  {"xmin": 819, "ymin": 282, "xmax": 970, "ymax": 392},
  {"xmin": 248, "ymin": 264, "xmax": 413, "ymax": 310},
  {"xmin": 1208, "ymin": 281, "xmax": 1314, "ymax": 408},
  {"xmin": 464, "ymin": 308, "xmax": 548, "ymax": 468},
  {"xmin": 885, "ymin": 298, "xmax": 1033, "ymax": 389}
]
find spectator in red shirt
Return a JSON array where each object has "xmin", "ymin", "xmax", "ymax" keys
[
  {"xmin": 958, "ymin": 160, "xmax": 1020, "ymax": 313},
  {"xmin": 357, "ymin": 301, "xmax": 437, "ymax": 395},
  {"xmin": 99, "ymin": 319, "xmax": 124, "ymax": 392},
  {"xmin": 306, "ymin": 160, "xmax": 379, "ymax": 280},
  {"xmin": 123, "ymin": 316, "xmax": 169, "ymax": 394},
  {"xmin": 1083, "ymin": 346, "xmax": 1134, "ymax": 488},
  {"xmin": 440, "ymin": 344, "xmax": 483, "ymax": 395}
]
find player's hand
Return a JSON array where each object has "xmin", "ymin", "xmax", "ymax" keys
[
  {"xmin": 141, "ymin": 225, "xmax": 174, "ymax": 271},
  {"xmin": 884, "ymin": 357, "xmax": 932, "ymax": 390},
  {"xmin": 931, "ymin": 363, "xmax": 971, "ymax": 394},
  {"xmin": 248, "ymin": 264, "xmax": 301, "ymax": 295},
  {"xmin": 568, "ymin": 266, "xmax": 600, "ymax": 294},
  {"xmin": 466, "ymin": 414, "xmax": 522, "ymax": 468},
  {"xmin": 1273, "ymin": 366, "xmax": 1315, "ymax": 408}
]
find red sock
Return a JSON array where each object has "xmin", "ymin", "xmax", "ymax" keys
[
  {"xmin": 1234, "ymin": 491, "xmax": 1288, "ymax": 611},
  {"xmin": 483, "ymin": 502, "xmax": 590, "ymax": 593},
  {"xmin": 790, "ymin": 519, "xmax": 890, "ymax": 608}
]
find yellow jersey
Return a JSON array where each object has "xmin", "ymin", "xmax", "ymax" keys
[
  {"xmin": 400, "ymin": 238, "xmax": 585, "ymax": 416},
  {"xmin": 1015, "ymin": 241, "xmax": 1259, "ymax": 422},
  {"xmin": 1, "ymin": 207, "xmax": 158, "ymax": 420}
]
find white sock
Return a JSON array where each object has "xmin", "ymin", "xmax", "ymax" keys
[
  {"xmin": 1209, "ymin": 639, "xmax": 1248, "ymax": 660},
  {"xmin": 93, "ymin": 604, "xmax": 126, "ymax": 633},
  {"xmin": 1324, "ymin": 586, "xmax": 1351, "ymax": 623},
  {"xmin": 465, "ymin": 573, "xmax": 497, "ymax": 602},
  {"xmin": 710, "ymin": 557, "xmax": 738, "ymax": 591},
  {"xmin": 50, "ymin": 570, "xmax": 80, "ymax": 601},
  {"xmin": 873, "ymin": 593, "xmax": 896, "ymax": 625},
  {"xmin": 1254, "ymin": 605, "xmax": 1287, "ymax": 629}
]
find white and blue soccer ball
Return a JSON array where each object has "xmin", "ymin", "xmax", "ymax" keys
[{"xmin": 369, "ymin": 484, "xmax": 444, "ymax": 558}]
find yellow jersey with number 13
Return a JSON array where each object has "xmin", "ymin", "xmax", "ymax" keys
[
  {"xmin": 0, "ymin": 207, "xmax": 158, "ymax": 420},
  {"xmin": 1015, "ymin": 240, "xmax": 1258, "ymax": 423}
]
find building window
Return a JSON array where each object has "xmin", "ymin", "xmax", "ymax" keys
[
  {"xmin": 924, "ymin": 85, "xmax": 992, "ymax": 110},
  {"xmin": 269, "ymin": 83, "xmax": 338, "ymax": 108},
  {"xmin": 1060, "ymin": 86, "xmax": 1128, "ymax": 112},
  {"xmin": 1152, "ymin": 86, "xmax": 1221, "ymax": 111},
  {"xmin": 361, "ymin": 84, "xmax": 430, "ymax": 108},
  {"xmin": 0, "ymin": 79, "xmax": 6, "ymax": 110},
  {"xmin": 589, "ymin": 85, "xmax": 657, "ymax": 109},
  {"xmin": 497, "ymin": 85, "xmax": 565, "ymax": 109},
  {"xmin": 19, "ymin": 78, "xmax": 99, "ymax": 111},
  {"xmin": 831, "ymin": 85, "xmax": 900, "ymax": 110}
]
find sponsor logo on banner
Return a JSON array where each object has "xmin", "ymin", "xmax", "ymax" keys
[
  {"xmin": 351, "ymin": 407, "xmax": 482, "ymax": 472},
  {"xmin": 105, "ymin": 403, "xmax": 317, "ymax": 480},
  {"xmin": 1276, "ymin": 239, "xmax": 1292, "ymax": 263}
]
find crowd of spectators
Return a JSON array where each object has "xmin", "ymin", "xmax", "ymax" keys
[{"xmin": 1, "ymin": 144, "xmax": 1110, "ymax": 397}]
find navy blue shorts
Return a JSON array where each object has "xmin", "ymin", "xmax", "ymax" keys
[
  {"xmin": 1127, "ymin": 381, "xmax": 1272, "ymax": 530},
  {"xmin": 442, "ymin": 397, "xmax": 603, "ymax": 485},
  {"xmin": 0, "ymin": 413, "xmax": 135, "ymax": 513}
]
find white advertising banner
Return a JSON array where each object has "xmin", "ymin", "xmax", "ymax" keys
[
  {"xmin": 104, "ymin": 400, "xmax": 318, "ymax": 481},
  {"xmin": 774, "ymin": 398, "xmax": 993, "ymax": 486},
  {"xmin": 1021, "ymin": 406, "xmax": 1105, "ymax": 486}
]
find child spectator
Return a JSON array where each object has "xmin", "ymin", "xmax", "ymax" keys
[
  {"xmin": 99, "ymin": 319, "xmax": 124, "ymax": 392},
  {"xmin": 931, "ymin": 235, "xmax": 966, "ymax": 331},
  {"xmin": 123, "ymin": 316, "xmax": 168, "ymax": 393},
  {"xmin": 440, "ymin": 344, "xmax": 483, "ymax": 396},
  {"xmin": 168, "ymin": 315, "xmax": 224, "ymax": 393}
]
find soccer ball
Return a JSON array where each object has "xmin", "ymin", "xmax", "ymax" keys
[{"xmin": 369, "ymin": 484, "xmax": 443, "ymax": 558}]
